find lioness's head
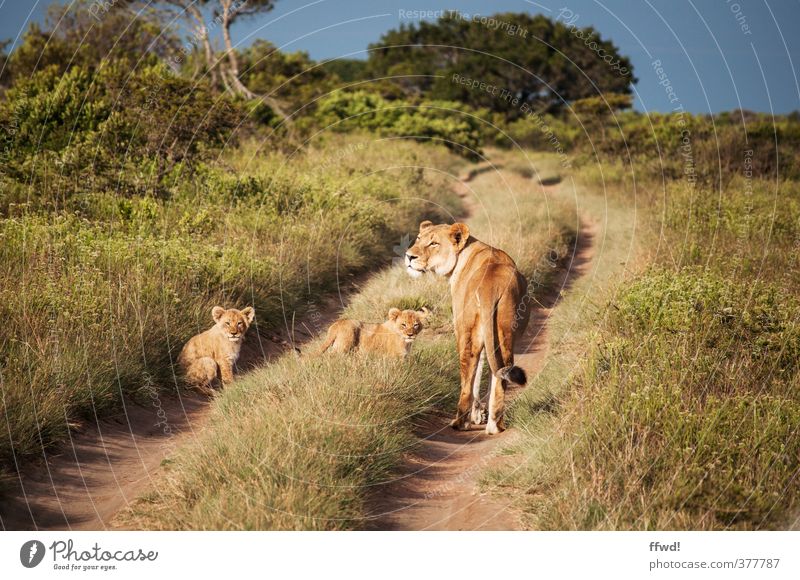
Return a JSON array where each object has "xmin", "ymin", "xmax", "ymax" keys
[
  {"xmin": 387, "ymin": 307, "xmax": 430, "ymax": 343},
  {"xmin": 405, "ymin": 221, "xmax": 470, "ymax": 278},
  {"xmin": 212, "ymin": 306, "xmax": 255, "ymax": 342}
]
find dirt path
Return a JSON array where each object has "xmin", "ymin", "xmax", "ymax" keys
[
  {"xmin": 1, "ymin": 163, "xmax": 594, "ymax": 532},
  {"xmin": 0, "ymin": 287, "xmax": 358, "ymax": 531},
  {"xmin": 366, "ymin": 174, "xmax": 598, "ymax": 531}
]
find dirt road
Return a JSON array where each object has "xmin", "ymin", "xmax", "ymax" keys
[
  {"xmin": 366, "ymin": 172, "xmax": 597, "ymax": 531},
  {"xmin": 1, "ymin": 162, "xmax": 595, "ymax": 532},
  {"xmin": 0, "ymin": 290, "xmax": 354, "ymax": 530}
]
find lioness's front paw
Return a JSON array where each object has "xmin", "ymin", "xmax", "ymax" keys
[
  {"xmin": 450, "ymin": 416, "xmax": 472, "ymax": 431},
  {"xmin": 485, "ymin": 419, "xmax": 505, "ymax": 435}
]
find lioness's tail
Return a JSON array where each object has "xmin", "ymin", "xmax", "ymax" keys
[
  {"xmin": 480, "ymin": 295, "xmax": 527, "ymax": 386},
  {"xmin": 496, "ymin": 365, "xmax": 527, "ymax": 385}
]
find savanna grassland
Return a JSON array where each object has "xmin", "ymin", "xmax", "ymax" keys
[
  {"xmin": 487, "ymin": 123, "xmax": 800, "ymax": 530},
  {"xmin": 0, "ymin": 132, "xmax": 465, "ymax": 485},
  {"xmin": 116, "ymin": 151, "xmax": 577, "ymax": 530},
  {"xmin": 2, "ymin": 0, "xmax": 800, "ymax": 533}
]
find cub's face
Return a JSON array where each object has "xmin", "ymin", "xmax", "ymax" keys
[
  {"xmin": 212, "ymin": 306, "xmax": 255, "ymax": 342},
  {"xmin": 405, "ymin": 221, "xmax": 470, "ymax": 278},
  {"xmin": 387, "ymin": 307, "xmax": 430, "ymax": 343}
]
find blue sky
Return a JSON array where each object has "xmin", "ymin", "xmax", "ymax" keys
[{"xmin": 2, "ymin": 0, "xmax": 799, "ymax": 114}]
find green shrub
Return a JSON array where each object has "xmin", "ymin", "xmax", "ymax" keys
[
  {"xmin": 314, "ymin": 90, "xmax": 485, "ymax": 158},
  {"xmin": 0, "ymin": 61, "xmax": 239, "ymax": 200}
]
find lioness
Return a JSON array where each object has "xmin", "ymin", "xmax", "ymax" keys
[
  {"xmin": 318, "ymin": 307, "xmax": 429, "ymax": 357},
  {"xmin": 405, "ymin": 221, "xmax": 529, "ymax": 434},
  {"xmin": 178, "ymin": 306, "xmax": 255, "ymax": 395}
]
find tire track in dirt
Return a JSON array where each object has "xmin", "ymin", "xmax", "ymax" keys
[
  {"xmin": 0, "ymin": 161, "xmax": 489, "ymax": 531},
  {"xmin": 365, "ymin": 169, "xmax": 597, "ymax": 531},
  {"xmin": 0, "ymin": 282, "xmax": 365, "ymax": 530}
]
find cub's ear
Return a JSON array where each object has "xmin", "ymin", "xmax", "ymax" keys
[
  {"xmin": 388, "ymin": 307, "xmax": 401, "ymax": 321},
  {"xmin": 212, "ymin": 306, "xmax": 225, "ymax": 322},
  {"xmin": 449, "ymin": 222, "xmax": 470, "ymax": 250},
  {"xmin": 241, "ymin": 306, "xmax": 255, "ymax": 324},
  {"xmin": 419, "ymin": 220, "xmax": 434, "ymax": 233},
  {"xmin": 418, "ymin": 306, "xmax": 431, "ymax": 319}
]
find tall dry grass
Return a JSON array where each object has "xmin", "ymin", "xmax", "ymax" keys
[
  {"xmin": 486, "ymin": 157, "xmax": 800, "ymax": 530},
  {"xmin": 0, "ymin": 135, "xmax": 463, "ymax": 483},
  {"xmin": 117, "ymin": 150, "xmax": 577, "ymax": 529}
]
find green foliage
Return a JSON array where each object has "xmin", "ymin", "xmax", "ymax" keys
[
  {"xmin": 572, "ymin": 93, "xmax": 633, "ymax": 117},
  {"xmin": 367, "ymin": 11, "xmax": 635, "ymax": 118},
  {"xmin": 3, "ymin": 1, "xmax": 177, "ymax": 85},
  {"xmin": 501, "ymin": 111, "xmax": 579, "ymax": 151},
  {"xmin": 617, "ymin": 269, "xmax": 799, "ymax": 374},
  {"xmin": 0, "ymin": 61, "xmax": 239, "ymax": 200},
  {"xmin": 314, "ymin": 90, "xmax": 485, "ymax": 158},
  {"xmin": 239, "ymin": 40, "xmax": 338, "ymax": 118},
  {"xmin": 560, "ymin": 270, "xmax": 800, "ymax": 529},
  {"xmin": 320, "ymin": 58, "xmax": 370, "ymax": 83},
  {"xmin": 561, "ymin": 110, "xmax": 800, "ymax": 182}
]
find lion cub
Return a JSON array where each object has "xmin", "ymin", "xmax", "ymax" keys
[
  {"xmin": 318, "ymin": 307, "xmax": 429, "ymax": 357},
  {"xmin": 178, "ymin": 306, "xmax": 255, "ymax": 395}
]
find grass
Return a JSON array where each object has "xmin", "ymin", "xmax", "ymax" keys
[
  {"xmin": 484, "ymin": 156, "xmax": 800, "ymax": 530},
  {"xmin": 117, "ymin": 149, "xmax": 578, "ymax": 530},
  {"xmin": 118, "ymin": 339, "xmax": 461, "ymax": 530},
  {"xmin": 0, "ymin": 134, "xmax": 464, "ymax": 485}
]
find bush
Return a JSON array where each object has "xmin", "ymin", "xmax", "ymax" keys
[
  {"xmin": 1, "ymin": 1, "xmax": 177, "ymax": 87},
  {"xmin": 560, "ymin": 110, "xmax": 800, "ymax": 183},
  {"xmin": 0, "ymin": 61, "xmax": 240, "ymax": 200},
  {"xmin": 314, "ymin": 90, "xmax": 485, "ymax": 158},
  {"xmin": 566, "ymin": 270, "xmax": 800, "ymax": 528}
]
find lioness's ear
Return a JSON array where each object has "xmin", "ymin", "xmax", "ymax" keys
[
  {"xmin": 241, "ymin": 306, "xmax": 255, "ymax": 324},
  {"xmin": 388, "ymin": 307, "xmax": 401, "ymax": 321},
  {"xmin": 419, "ymin": 306, "xmax": 431, "ymax": 319},
  {"xmin": 419, "ymin": 220, "xmax": 434, "ymax": 233},
  {"xmin": 212, "ymin": 306, "xmax": 225, "ymax": 322},
  {"xmin": 449, "ymin": 223, "xmax": 470, "ymax": 250}
]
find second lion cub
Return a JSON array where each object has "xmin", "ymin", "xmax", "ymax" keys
[{"xmin": 318, "ymin": 307, "xmax": 429, "ymax": 357}]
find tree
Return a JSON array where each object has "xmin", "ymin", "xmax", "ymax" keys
[
  {"xmin": 3, "ymin": 1, "xmax": 177, "ymax": 83},
  {"xmin": 239, "ymin": 40, "xmax": 337, "ymax": 116},
  {"xmin": 0, "ymin": 40, "xmax": 10, "ymax": 89},
  {"xmin": 320, "ymin": 58, "xmax": 369, "ymax": 83},
  {"xmin": 367, "ymin": 11, "xmax": 635, "ymax": 119},
  {"xmin": 135, "ymin": 1, "xmax": 291, "ymax": 122},
  {"xmin": 216, "ymin": 0, "xmax": 275, "ymax": 97}
]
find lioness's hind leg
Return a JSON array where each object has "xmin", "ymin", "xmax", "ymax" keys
[
  {"xmin": 470, "ymin": 348, "xmax": 486, "ymax": 424},
  {"xmin": 486, "ymin": 374, "xmax": 506, "ymax": 435},
  {"xmin": 452, "ymin": 337, "xmax": 482, "ymax": 431}
]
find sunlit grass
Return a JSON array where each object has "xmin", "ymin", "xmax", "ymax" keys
[{"xmin": 117, "ymin": 150, "xmax": 577, "ymax": 530}]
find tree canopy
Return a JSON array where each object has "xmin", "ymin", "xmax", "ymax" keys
[{"xmin": 367, "ymin": 12, "xmax": 635, "ymax": 118}]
